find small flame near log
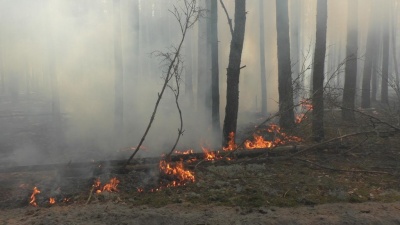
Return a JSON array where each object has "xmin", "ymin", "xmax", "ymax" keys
[
  {"xmin": 223, "ymin": 132, "xmax": 237, "ymax": 151},
  {"xmin": 158, "ymin": 160, "xmax": 195, "ymax": 188},
  {"xmin": 245, "ymin": 124, "xmax": 302, "ymax": 149},
  {"xmin": 49, "ymin": 197, "xmax": 56, "ymax": 205},
  {"xmin": 94, "ymin": 177, "xmax": 120, "ymax": 194},
  {"xmin": 29, "ymin": 186, "xmax": 40, "ymax": 207}
]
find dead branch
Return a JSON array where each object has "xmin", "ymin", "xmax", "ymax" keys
[
  {"xmin": 219, "ymin": 0, "xmax": 234, "ymax": 36},
  {"xmin": 124, "ymin": 0, "xmax": 201, "ymax": 168},
  {"xmin": 294, "ymin": 157, "xmax": 393, "ymax": 175}
]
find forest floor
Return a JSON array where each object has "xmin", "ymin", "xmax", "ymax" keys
[{"xmin": 1, "ymin": 96, "xmax": 400, "ymax": 224}]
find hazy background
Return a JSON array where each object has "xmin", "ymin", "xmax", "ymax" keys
[{"xmin": 0, "ymin": 0, "xmax": 396, "ymax": 165}]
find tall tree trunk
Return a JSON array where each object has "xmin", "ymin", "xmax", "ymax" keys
[
  {"xmin": 197, "ymin": 0, "xmax": 211, "ymax": 119},
  {"xmin": 113, "ymin": 0, "xmax": 124, "ymax": 138},
  {"xmin": 259, "ymin": 0, "xmax": 267, "ymax": 115},
  {"xmin": 222, "ymin": 0, "xmax": 246, "ymax": 147},
  {"xmin": 290, "ymin": 0, "xmax": 301, "ymax": 106},
  {"xmin": 312, "ymin": 0, "xmax": 328, "ymax": 141},
  {"xmin": 210, "ymin": 0, "xmax": 221, "ymax": 136},
  {"xmin": 342, "ymin": 0, "xmax": 358, "ymax": 121},
  {"xmin": 381, "ymin": 2, "xmax": 390, "ymax": 104},
  {"xmin": 361, "ymin": 1, "xmax": 379, "ymax": 108},
  {"xmin": 276, "ymin": 0, "xmax": 295, "ymax": 129},
  {"xmin": 392, "ymin": 0, "xmax": 399, "ymax": 89}
]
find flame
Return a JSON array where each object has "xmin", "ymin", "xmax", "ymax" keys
[
  {"xmin": 295, "ymin": 114, "xmax": 307, "ymax": 124},
  {"xmin": 159, "ymin": 160, "xmax": 195, "ymax": 187},
  {"xmin": 223, "ymin": 132, "xmax": 237, "ymax": 151},
  {"xmin": 201, "ymin": 145, "xmax": 221, "ymax": 161},
  {"xmin": 49, "ymin": 197, "xmax": 56, "ymax": 205},
  {"xmin": 244, "ymin": 124, "xmax": 302, "ymax": 149},
  {"xmin": 102, "ymin": 177, "xmax": 120, "ymax": 192},
  {"xmin": 174, "ymin": 149, "xmax": 194, "ymax": 155},
  {"xmin": 94, "ymin": 177, "xmax": 120, "ymax": 194},
  {"xmin": 29, "ymin": 187, "xmax": 40, "ymax": 207}
]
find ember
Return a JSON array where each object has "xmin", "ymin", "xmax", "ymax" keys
[
  {"xmin": 29, "ymin": 187, "xmax": 40, "ymax": 207},
  {"xmin": 174, "ymin": 149, "xmax": 194, "ymax": 155},
  {"xmin": 49, "ymin": 197, "xmax": 56, "ymax": 205},
  {"xmin": 201, "ymin": 145, "xmax": 221, "ymax": 161},
  {"xmin": 93, "ymin": 177, "xmax": 120, "ymax": 194}
]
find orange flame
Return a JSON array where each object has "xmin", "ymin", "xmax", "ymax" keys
[
  {"xmin": 174, "ymin": 149, "xmax": 194, "ymax": 155},
  {"xmin": 295, "ymin": 114, "xmax": 307, "ymax": 124},
  {"xmin": 244, "ymin": 124, "xmax": 302, "ymax": 149},
  {"xmin": 49, "ymin": 197, "xmax": 56, "ymax": 205},
  {"xmin": 201, "ymin": 145, "xmax": 221, "ymax": 161},
  {"xmin": 94, "ymin": 177, "xmax": 120, "ymax": 194},
  {"xmin": 223, "ymin": 132, "xmax": 237, "ymax": 151},
  {"xmin": 29, "ymin": 187, "xmax": 40, "ymax": 207},
  {"xmin": 300, "ymin": 99, "xmax": 313, "ymax": 111},
  {"xmin": 159, "ymin": 160, "xmax": 195, "ymax": 187},
  {"xmin": 102, "ymin": 177, "xmax": 120, "ymax": 192}
]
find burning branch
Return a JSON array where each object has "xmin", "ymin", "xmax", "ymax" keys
[{"xmin": 124, "ymin": 0, "xmax": 203, "ymax": 168}]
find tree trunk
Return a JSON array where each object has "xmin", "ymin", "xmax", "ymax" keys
[
  {"xmin": 381, "ymin": 2, "xmax": 390, "ymax": 104},
  {"xmin": 361, "ymin": 1, "xmax": 379, "ymax": 108},
  {"xmin": 184, "ymin": 25, "xmax": 194, "ymax": 104},
  {"xmin": 312, "ymin": 0, "xmax": 328, "ymax": 141},
  {"xmin": 210, "ymin": 0, "xmax": 221, "ymax": 136},
  {"xmin": 276, "ymin": 0, "xmax": 295, "ymax": 129},
  {"xmin": 259, "ymin": 0, "xmax": 267, "ymax": 115},
  {"xmin": 197, "ymin": 0, "xmax": 211, "ymax": 119},
  {"xmin": 113, "ymin": 0, "xmax": 124, "ymax": 138},
  {"xmin": 222, "ymin": 0, "xmax": 246, "ymax": 147},
  {"xmin": 290, "ymin": 0, "xmax": 301, "ymax": 107},
  {"xmin": 342, "ymin": 0, "xmax": 358, "ymax": 121},
  {"xmin": 392, "ymin": 0, "xmax": 399, "ymax": 89}
]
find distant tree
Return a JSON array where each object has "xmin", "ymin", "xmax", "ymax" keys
[
  {"xmin": 311, "ymin": 0, "xmax": 328, "ymax": 141},
  {"xmin": 361, "ymin": 1, "xmax": 379, "ymax": 108},
  {"xmin": 113, "ymin": 0, "xmax": 124, "ymax": 137},
  {"xmin": 197, "ymin": 0, "xmax": 211, "ymax": 118},
  {"xmin": 259, "ymin": 0, "xmax": 267, "ymax": 115},
  {"xmin": 342, "ymin": 0, "xmax": 358, "ymax": 121},
  {"xmin": 222, "ymin": 0, "xmax": 246, "ymax": 147},
  {"xmin": 381, "ymin": 1, "xmax": 390, "ymax": 104},
  {"xmin": 290, "ymin": 0, "xmax": 301, "ymax": 106},
  {"xmin": 184, "ymin": 23, "xmax": 194, "ymax": 104},
  {"xmin": 276, "ymin": 0, "xmax": 295, "ymax": 129},
  {"xmin": 391, "ymin": 0, "xmax": 399, "ymax": 88},
  {"xmin": 210, "ymin": 0, "xmax": 221, "ymax": 135}
]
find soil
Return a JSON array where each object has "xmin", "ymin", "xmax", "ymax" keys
[{"xmin": 1, "ymin": 201, "xmax": 400, "ymax": 225}]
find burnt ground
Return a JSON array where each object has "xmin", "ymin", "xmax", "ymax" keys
[{"xmin": 1, "ymin": 95, "xmax": 400, "ymax": 224}]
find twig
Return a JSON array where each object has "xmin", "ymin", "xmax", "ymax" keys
[
  {"xmin": 219, "ymin": 0, "xmax": 234, "ymax": 36},
  {"xmin": 285, "ymin": 131, "xmax": 376, "ymax": 159},
  {"xmin": 85, "ymin": 185, "xmax": 96, "ymax": 205},
  {"xmin": 294, "ymin": 157, "xmax": 393, "ymax": 175}
]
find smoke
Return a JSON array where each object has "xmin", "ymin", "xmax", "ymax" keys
[{"xmin": 0, "ymin": 0, "xmax": 396, "ymax": 165}]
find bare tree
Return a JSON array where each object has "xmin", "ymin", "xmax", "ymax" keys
[
  {"xmin": 381, "ymin": 1, "xmax": 390, "ymax": 104},
  {"xmin": 276, "ymin": 0, "xmax": 295, "ymax": 129},
  {"xmin": 113, "ymin": 0, "xmax": 124, "ymax": 138},
  {"xmin": 342, "ymin": 0, "xmax": 358, "ymax": 121},
  {"xmin": 312, "ymin": 0, "xmax": 328, "ymax": 141},
  {"xmin": 259, "ymin": 0, "xmax": 267, "ymax": 115},
  {"xmin": 222, "ymin": 0, "xmax": 247, "ymax": 147}
]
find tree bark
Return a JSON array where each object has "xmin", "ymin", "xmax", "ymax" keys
[
  {"xmin": 312, "ymin": 0, "xmax": 328, "ymax": 141},
  {"xmin": 381, "ymin": 1, "xmax": 390, "ymax": 104},
  {"xmin": 210, "ymin": 0, "xmax": 221, "ymax": 136},
  {"xmin": 259, "ymin": 0, "xmax": 267, "ymax": 115},
  {"xmin": 113, "ymin": 0, "xmax": 124, "ymax": 138},
  {"xmin": 361, "ymin": 1, "xmax": 379, "ymax": 108},
  {"xmin": 342, "ymin": 0, "xmax": 358, "ymax": 121},
  {"xmin": 222, "ymin": 0, "xmax": 246, "ymax": 147},
  {"xmin": 276, "ymin": 0, "xmax": 295, "ymax": 129}
]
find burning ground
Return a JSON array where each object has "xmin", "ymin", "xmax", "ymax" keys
[{"xmin": 1, "ymin": 108, "xmax": 400, "ymax": 224}]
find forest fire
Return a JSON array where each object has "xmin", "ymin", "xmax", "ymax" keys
[
  {"xmin": 29, "ymin": 187, "xmax": 40, "ymax": 207},
  {"xmin": 49, "ymin": 197, "xmax": 56, "ymax": 205},
  {"xmin": 159, "ymin": 160, "xmax": 195, "ymax": 187},
  {"xmin": 223, "ymin": 132, "xmax": 238, "ymax": 151},
  {"xmin": 94, "ymin": 177, "xmax": 120, "ymax": 194},
  {"xmin": 244, "ymin": 124, "xmax": 302, "ymax": 149},
  {"xmin": 201, "ymin": 146, "xmax": 221, "ymax": 161}
]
